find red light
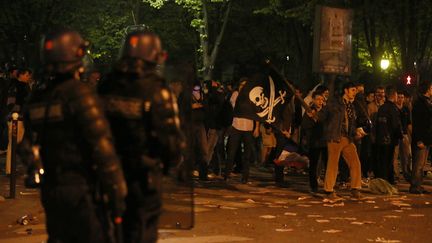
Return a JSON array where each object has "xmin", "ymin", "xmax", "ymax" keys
[{"xmin": 406, "ymin": 75, "xmax": 412, "ymax": 85}]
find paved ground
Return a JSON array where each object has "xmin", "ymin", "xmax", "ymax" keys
[{"xmin": 1, "ymin": 157, "xmax": 432, "ymax": 243}]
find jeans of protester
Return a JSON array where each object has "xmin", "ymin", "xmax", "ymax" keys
[
  {"xmin": 225, "ymin": 127, "xmax": 254, "ymax": 181},
  {"xmin": 393, "ymin": 134, "xmax": 412, "ymax": 179},
  {"xmin": 308, "ymin": 147, "xmax": 327, "ymax": 191},
  {"xmin": 192, "ymin": 123, "xmax": 209, "ymax": 179},
  {"xmin": 375, "ymin": 144, "xmax": 396, "ymax": 184},
  {"xmin": 324, "ymin": 137, "xmax": 362, "ymax": 192},
  {"xmin": 358, "ymin": 135, "xmax": 373, "ymax": 178},
  {"xmin": 410, "ymin": 145, "xmax": 430, "ymax": 190}
]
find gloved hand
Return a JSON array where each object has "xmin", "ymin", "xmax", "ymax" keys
[{"xmin": 107, "ymin": 181, "xmax": 127, "ymax": 219}]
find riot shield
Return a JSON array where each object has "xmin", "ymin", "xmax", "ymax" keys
[{"xmin": 159, "ymin": 64, "xmax": 194, "ymax": 229}]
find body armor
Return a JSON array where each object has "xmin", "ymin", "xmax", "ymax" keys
[
  {"xmin": 99, "ymin": 58, "xmax": 185, "ymax": 243},
  {"xmin": 20, "ymin": 29, "xmax": 126, "ymax": 243}
]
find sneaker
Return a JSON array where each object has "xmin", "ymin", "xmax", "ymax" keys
[
  {"xmin": 351, "ymin": 189, "xmax": 364, "ymax": 200},
  {"xmin": 323, "ymin": 192, "xmax": 344, "ymax": 203}
]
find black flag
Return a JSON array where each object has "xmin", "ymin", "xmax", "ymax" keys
[{"xmin": 234, "ymin": 71, "xmax": 293, "ymax": 124}]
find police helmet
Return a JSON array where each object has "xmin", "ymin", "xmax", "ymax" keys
[
  {"xmin": 119, "ymin": 30, "xmax": 166, "ymax": 65},
  {"xmin": 41, "ymin": 29, "xmax": 89, "ymax": 74}
]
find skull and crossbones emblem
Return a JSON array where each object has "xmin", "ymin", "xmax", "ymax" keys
[{"xmin": 248, "ymin": 76, "xmax": 287, "ymax": 123}]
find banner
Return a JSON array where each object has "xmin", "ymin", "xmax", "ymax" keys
[
  {"xmin": 313, "ymin": 5, "xmax": 353, "ymax": 75},
  {"xmin": 234, "ymin": 71, "xmax": 292, "ymax": 124}
]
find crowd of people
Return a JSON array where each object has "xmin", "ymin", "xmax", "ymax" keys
[{"xmin": 173, "ymin": 76, "xmax": 432, "ymax": 201}]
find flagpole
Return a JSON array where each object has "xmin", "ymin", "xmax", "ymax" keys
[{"xmin": 264, "ymin": 59, "xmax": 312, "ymax": 113}]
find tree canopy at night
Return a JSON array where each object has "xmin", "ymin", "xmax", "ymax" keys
[{"xmin": 1, "ymin": 0, "xmax": 432, "ymax": 88}]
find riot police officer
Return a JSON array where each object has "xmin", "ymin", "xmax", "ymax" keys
[
  {"xmin": 98, "ymin": 29, "xmax": 185, "ymax": 243},
  {"xmin": 20, "ymin": 29, "xmax": 127, "ymax": 243}
]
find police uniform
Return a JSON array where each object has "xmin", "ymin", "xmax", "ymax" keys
[
  {"xmin": 21, "ymin": 30, "xmax": 127, "ymax": 243},
  {"xmin": 99, "ymin": 30, "xmax": 184, "ymax": 243}
]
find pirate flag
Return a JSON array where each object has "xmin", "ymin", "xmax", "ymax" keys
[{"xmin": 234, "ymin": 70, "xmax": 294, "ymax": 124}]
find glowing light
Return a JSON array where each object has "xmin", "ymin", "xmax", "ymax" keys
[{"xmin": 380, "ymin": 59, "xmax": 390, "ymax": 70}]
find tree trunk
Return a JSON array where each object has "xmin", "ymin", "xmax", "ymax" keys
[{"xmin": 202, "ymin": 0, "xmax": 232, "ymax": 80}]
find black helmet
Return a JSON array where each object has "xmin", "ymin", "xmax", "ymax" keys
[
  {"xmin": 119, "ymin": 30, "xmax": 166, "ymax": 65},
  {"xmin": 41, "ymin": 29, "xmax": 89, "ymax": 74}
]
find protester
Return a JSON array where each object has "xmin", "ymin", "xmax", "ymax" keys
[
  {"xmin": 394, "ymin": 89, "xmax": 412, "ymax": 181},
  {"xmin": 315, "ymin": 82, "xmax": 365, "ymax": 202},
  {"xmin": 302, "ymin": 91, "xmax": 327, "ymax": 193},
  {"xmin": 225, "ymin": 77, "xmax": 259, "ymax": 183},
  {"xmin": 374, "ymin": 86, "xmax": 403, "ymax": 185},
  {"xmin": 410, "ymin": 81, "xmax": 432, "ymax": 194}
]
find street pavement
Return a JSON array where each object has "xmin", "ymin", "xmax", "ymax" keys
[{"xmin": 1, "ymin": 157, "xmax": 432, "ymax": 243}]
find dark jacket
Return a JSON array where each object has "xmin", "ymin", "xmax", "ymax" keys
[
  {"xmin": 318, "ymin": 96, "xmax": 358, "ymax": 142},
  {"xmin": 375, "ymin": 101, "xmax": 403, "ymax": 146},
  {"xmin": 412, "ymin": 95, "xmax": 432, "ymax": 145},
  {"xmin": 354, "ymin": 93, "xmax": 372, "ymax": 133},
  {"xmin": 22, "ymin": 75, "xmax": 126, "ymax": 197},
  {"xmin": 205, "ymin": 87, "xmax": 225, "ymax": 129},
  {"xmin": 301, "ymin": 106, "xmax": 326, "ymax": 148},
  {"xmin": 99, "ymin": 65, "xmax": 185, "ymax": 173}
]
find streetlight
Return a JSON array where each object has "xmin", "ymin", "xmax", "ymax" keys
[{"xmin": 380, "ymin": 59, "xmax": 390, "ymax": 70}]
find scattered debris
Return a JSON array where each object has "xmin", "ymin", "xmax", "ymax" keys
[
  {"xmin": 383, "ymin": 215, "xmax": 401, "ymax": 219},
  {"xmin": 408, "ymin": 214, "xmax": 425, "ymax": 217},
  {"xmin": 284, "ymin": 212, "xmax": 297, "ymax": 216},
  {"xmin": 268, "ymin": 205, "xmax": 283, "ymax": 208},
  {"xmin": 307, "ymin": 215, "xmax": 323, "ymax": 218},
  {"xmin": 297, "ymin": 204, "xmax": 312, "ymax": 207},
  {"xmin": 374, "ymin": 206, "xmax": 380, "ymax": 209},
  {"xmin": 323, "ymin": 229, "xmax": 342, "ymax": 233},
  {"xmin": 425, "ymin": 202, "xmax": 430, "ymax": 205},
  {"xmin": 275, "ymin": 228, "xmax": 294, "ymax": 232},
  {"xmin": 323, "ymin": 202, "xmax": 344, "ymax": 207},
  {"xmin": 365, "ymin": 201, "xmax": 376, "ymax": 204},
  {"xmin": 297, "ymin": 196, "xmax": 311, "ymax": 201},
  {"xmin": 260, "ymin": 215, "xmax": 276, "ymax": 219},
  {"xmin": 393, "ymin": 210, "xmax": 403, "ymax": 213},
  {"xmin": 245, "ymin": 199, "xmax": 255, "ymax": 203},
  {"xmin": 369, "ymin": 178, "xmax": 398, "ymax": 195},
  {"xmin": 401, "ymin": 207, "xmax": 412, "ymax": 210},
  {"xmin": 344, "ymin": 217, "xmax": 357, "ymax": 221},
  {"xmin": 363, "ymin": 221, "xmax": 376, "ymax": 224},
  {"xmin": 373, "ymin": 237, "xmax": 401, "ymax": 242},
  {"xmin": 17, "ymin": 214, "xmax": 35, "ymax": 226},
  {"xmin": 309, "ymin": 201, "xmax": 323, "ymax": 204},
  {"xmin": 19, "ymin": 191, "xmax": 38, "ymax": 196},
  {"xmin": 219, "ymin": 206, "xmax": 238, "ymax": 210},
  {"xmin": 316, "ymin": 219, "xmax": 330, "ymax": 223},
  {"xmin": 351, "ymin": 222, "xmax": 364, "ymax": 225},
  {"xmin": 391, "ymin": 202, "xmax": 411, "ymax": 207},
  {"xmin": 204, "ymin": 204, "xmax": 218, "ymax": 208},
  {"xmin": 329, "ymin": 217, "xmax": 344, "ymax": 220}
]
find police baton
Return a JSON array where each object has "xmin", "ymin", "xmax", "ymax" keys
[{"xmin": 9, "ymin": 112, "xmax": 19, "ymax": 199}]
